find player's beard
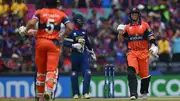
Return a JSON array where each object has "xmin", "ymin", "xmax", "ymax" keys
[{"xmin": 131, "ymin": 17, "xmax": 139, "ymax": 22}]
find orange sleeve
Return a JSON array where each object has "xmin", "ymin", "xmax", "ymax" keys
[
  {"xmin": 61, "ymin": 12, "xmax": 70, "ymax": 24},
  {"xmin": 144, "ymin": 22, "xmax": 153, "ymax": 37},
  {"xmin": 32, "ymin": 10, "xmax": 41, "ymax": 21}
]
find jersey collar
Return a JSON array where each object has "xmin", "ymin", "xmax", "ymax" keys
[{"xmin": 74, "ymin": 26, "xmax": 80, "ymax": 30}]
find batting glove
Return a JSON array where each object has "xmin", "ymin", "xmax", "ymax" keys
[
  {"xmin": 18, "ymin": 26, "xmax": 27, "ymax": 36},
  {"xmin": 149, "ymin": 44, "xmax": 159, "ymax": 57},
  {"xmin": 117, "ymin": 24, "xmax": 126, "ymax": 31}
]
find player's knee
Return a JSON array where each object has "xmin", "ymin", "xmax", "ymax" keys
[
  {"xmin": 71, "ymin": 71, "xmax": 77, "ymax": 76},
  {"xmin": 140, "ymin": 74, "xmax": 149, "ymax": 79},
  {"xmin": 141, "ymin": 75, "xmax": 151, "ymax": 82},
  {"xmin": 127, "ymin": 66, "xmax": 136, "ymax": 79},
  {"xmin": 86, "ymin": 69, "xmax": 91, "ymax": 75},
  {"xmin": 127, "ymin": 66, "xmax": 136, "ymax": 74}
]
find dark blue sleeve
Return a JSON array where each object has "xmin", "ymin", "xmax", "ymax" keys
[
  {"xmin": 63, "ymin": 33, "xmax": 74, "ymax": 48},
  {"xmin": 62, "ymin": 17, "xmax": 70, "ymax": 25}
]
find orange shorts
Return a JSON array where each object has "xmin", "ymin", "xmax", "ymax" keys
[
  {"xmin": 35, "ymin": 38, "xmax": 61, "ymax": 74},
  {"xmin": 127, "ymin": 50, "xmax": 149, "ymax": 78}
]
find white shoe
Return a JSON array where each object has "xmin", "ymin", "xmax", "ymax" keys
[
  {"xmin": 44, "ymin": 92, "xmax": 52, "ymax": 101},
  {"xmin": 73, "ymin": 94, "xmax": 79, "ymax": 99},
  {"xmin": 130, "ymin": 96, "xmax": 137, "ymax": 100},
  {"xmin": 82, "ymin": 93, "xmax": 90, "ymax": 99},
  {"xmin": 142, "ymin": 93, "xmax": 148, "ymax": 100}
]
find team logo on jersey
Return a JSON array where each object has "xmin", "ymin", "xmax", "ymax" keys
[
  {"xmin": 73, "ymin": 32, "xmax": 77, "ymax": 36},
  {"xmin": 82, "ymin": 32, "xmax": 85, "ymax": 34},
  {"xmin": 129, "ymin": 27, "xmax": 133, "ymax": 30},
  {"xmin": 139, "ymin": 25, "xmax": 143, "ymax": 29}
]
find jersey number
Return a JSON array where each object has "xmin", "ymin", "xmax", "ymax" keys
[{"xmin": 45, "ymin": 19, "xmax": 55, "ymax": 34}]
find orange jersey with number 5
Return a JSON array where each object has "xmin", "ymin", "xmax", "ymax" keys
[{"xmin": 33, "ymin": 8, "xmax": 70, "ymax": 40}]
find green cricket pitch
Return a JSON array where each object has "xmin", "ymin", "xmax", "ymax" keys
[{"xmin": 1, "ymin": 97, "xmax": 180, "ymax": 101}]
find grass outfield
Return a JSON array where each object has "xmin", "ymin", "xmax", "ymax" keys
[{"xmin": 1, "ymin": 98, "xmax": 180, "ymax": 101}]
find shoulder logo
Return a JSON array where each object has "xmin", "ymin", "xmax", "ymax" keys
[
  {"xmin": 139, "ymin": 25, "xmax": 143, "ymax": 29},
  {"xmin": 82, "ymin": 32, "xmax": 85, "ymax": 34},
  {"xmin": 73, "ymin": 33, "xmax": 77, "ymax": 36},
  {"xmin": 129, "ymin": 27, "xmax": 133, "ymax": 30}
]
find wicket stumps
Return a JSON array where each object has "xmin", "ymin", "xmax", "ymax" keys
[{"xmin": 104, "ymin": 64, "xmax": 115, "ymax": 98}]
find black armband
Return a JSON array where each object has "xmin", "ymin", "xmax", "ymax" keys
[{"xmin": 149, "ymin": 39, "xmax": 156, "ymax": 45}]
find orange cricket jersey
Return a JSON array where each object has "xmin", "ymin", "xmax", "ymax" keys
[
  {"xmin": 123, "ymin": 21, "xmax": 153, "ymax": 51},
  {"xmin": 32, "ymin": 8, "xmax": 70, "ymax": 40}
]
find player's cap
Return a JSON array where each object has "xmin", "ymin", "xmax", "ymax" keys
[
  {"xmin": 73, "ymin": 14, "xmax": 84, "ymax": 25},
  {"xmin": 129, "ymin": 7, "xmax": 141, "ymax": 14},
  {"xmin": 12, "ymin": 53, "xmax": 19, "ymax": 58},
  {"xmin": 117, "ymin": 24, "xmax": 126, "ymax": 31}
]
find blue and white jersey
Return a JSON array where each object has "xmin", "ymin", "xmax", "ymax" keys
[{"xmin": 63, "ymin": 28, "xmax": 92, "ymax": 53}]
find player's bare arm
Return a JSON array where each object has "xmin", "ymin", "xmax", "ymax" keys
[
  {"xmin": 18, "ymin": 18, "xmax": 38, "ymax": 36},
  {"xmin": 117, "ymin": 24, "xmax": 126, "ymax": 47},
  {"xmin": 26, "ymin": 18, "xmax": 38, "ymax": 33},
  {"xmin": 61, "ymin": 22, "xmax": 73, "ymax": 40}
]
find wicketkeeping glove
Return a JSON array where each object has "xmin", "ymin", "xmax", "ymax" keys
[
  {"xmin": 78, "ymin": 38, "xmax": 85, "ymax": 53},
  {"xmin": 72, "ymin": 43, "xmax": 83, "ymax": 50},
  {"xmin": 90, "ymin": 49, "xmax": 97, "ymax": 61}
]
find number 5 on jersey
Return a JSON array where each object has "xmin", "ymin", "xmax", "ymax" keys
[{"xmin": 45, "ymin": 19, "xmax": 55, "ymax": 34}]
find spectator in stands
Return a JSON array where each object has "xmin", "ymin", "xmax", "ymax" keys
[
  {"xmin": 151, "ymin": 17, "xmax": 166, "ymax": 39},
  {"xmin": 2, "ymin": 31, "xmax": 13, "ymax": 58},
  {"xmin": 108, "ymin": 5, "xmax": 118, "ymax": 24},
  {"xmin": 0, "ymin": 0, "xmax": 4, "ymax": 16},
  {"xmin": 86, "ymin": 9, "xmax": 98, "ymax": 37},
  {"xmin": 61, "ymin": 46, "xmax": 72, "ymax": 72},
  {"xmin": 172, "ymin": 29, "xmax": 180, "ymax": 62},
  {"xmin": 158, "ymin": 34, "xmax": 171, "ymax": 64},
  {"xmin": 11, "ymin": 0, "xmax": 28, "ymax": 19},
  {"xmin": 7, "ymin": 53, "xmax": 20, "ymax": 72},
  {"xmin": 21, "ymin": 39, "xmax": 32, "ymax": 72},
  {"xmin": 111, "ymin": 9, "xmax": 123, "ymax": 33},
  {"xmin": 3, "ymin": 0, "xmax": 10, "ymax": 15},
  {"xmin": 0, "ymin": 52, "xmax": 5, "ymax": 72},
  {"xmin": 101, "ymin": 0, "xmax": 111, "ymax": 8},
  {"xmin": 74, "ymin": 0, "xmax": 90, "ymax": 8},
  {"xmin": 114, "ymin": 42, "xmax": 127, "ymax": 72}
]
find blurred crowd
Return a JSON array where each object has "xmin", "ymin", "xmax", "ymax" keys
[{"xmin": 0, "ymin": 0, "xmax": 180, "ymax": 73}]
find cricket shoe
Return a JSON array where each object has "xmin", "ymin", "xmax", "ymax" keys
[
  {"xmin": 35, "ymin": 97, "xmax": 44, "ymax": 101},
  {"xmin": 130, "ymin": 96, "xmax": 137, "ymax": 100},
  {"xmin": 44, "ymin": 91, "xmax": 52, "ymax": 101},
  {"xmin": 142, "ymin": 93, "xmax": 148, "ymax": 100},
  {"xmin": 73, "ymin": 94, "xmax": 79, "ymax": 99},
  {"xmin": 82, "ymin": 93, "xmax": 90, "ymax": 99}
]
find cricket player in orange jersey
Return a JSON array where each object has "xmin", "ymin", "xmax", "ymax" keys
[
  {"xmin": 18, "ymin": 0, "xmax": 73, "ymax": 101},
  {"xmin": 118, "ymin": 8, "xmax": 158, "ymax": 100}
]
